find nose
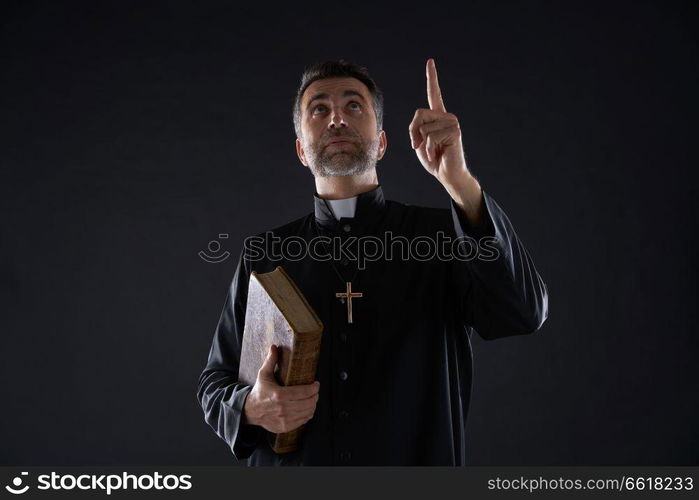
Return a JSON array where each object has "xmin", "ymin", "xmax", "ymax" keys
[{"xmin": 328, "ymin": 106, "xmax": 348, "ymax": 129}]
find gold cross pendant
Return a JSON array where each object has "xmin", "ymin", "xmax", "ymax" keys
[{"xmin": 335, "ymin": 282, "xmax": 363, "ymax": 324}]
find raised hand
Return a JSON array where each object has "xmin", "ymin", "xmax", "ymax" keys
[
  {"xmin": 409, "ymin": 58, "xmax": 484, "ymax": 226},
  {"xmin": 409, "ymin": 58, "xmax": 470, "ymax": 187}
]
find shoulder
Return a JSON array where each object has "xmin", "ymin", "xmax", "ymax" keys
[
  {"xmin": 243, "ymin": 213, "xmax": 313, "ymax": 259},
  {"xmin": 266, "ymin": 212, "xmax": 314, "ymax": 237},
  {"xmin": 251, "ymin": 212, "xmax": 313, "ymax": 240},
  {"xmin": 237, "ymin": 213, "xmax": 313, "ymax": 273}
]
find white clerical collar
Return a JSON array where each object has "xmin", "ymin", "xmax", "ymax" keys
[{"xmin": 326, "ymin": 196, "xmax": 357, "ymax": 220}]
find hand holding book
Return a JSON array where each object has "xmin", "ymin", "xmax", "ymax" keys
[
  {"xmin": 243, "ymin": 344, "xmax": 320, "ymax": 433},
  {"xmin": 237, "ymin": 266, "xmax": 324, "ymax": 453}
]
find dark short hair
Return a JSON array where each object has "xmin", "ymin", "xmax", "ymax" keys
[{"xmin": 292, "ymin": 60, "xmax": 384, "ymax": 138}]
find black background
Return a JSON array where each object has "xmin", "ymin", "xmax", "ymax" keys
[{"xmin": 1, "ymin": 0, "xmax": 697, "ymax": 465}]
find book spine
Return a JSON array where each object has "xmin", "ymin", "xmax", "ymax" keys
[
  {"xmin": 270, "ymin": 425, "xmax": 305, "ymax": 454},
  {"xmin": 269, "ymin": 328, "xmax": 322, "ymax": 454},
  {"xmin": 283, "ymin": 329, "xmax": 323, "ymax": 386}
]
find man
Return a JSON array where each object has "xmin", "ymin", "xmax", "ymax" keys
[{"xmin": 197, "ymin": 59, "xmax": 549, "ymax": 465}]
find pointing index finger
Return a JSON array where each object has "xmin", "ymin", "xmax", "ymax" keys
[{"xmin": 426, "ymin": 58, "xmax": 446, "ymax": 112}]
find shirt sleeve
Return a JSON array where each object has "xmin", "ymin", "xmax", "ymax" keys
[
  {"xmin": 196, "ymin": 243, "xmax": 264, "ymax": 460},
  {"xmin": 448, "ymin": 189, "xmax": 549, "ymax": 340}
]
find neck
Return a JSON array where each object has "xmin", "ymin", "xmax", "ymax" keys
[{"xmin": 314, "ymin": 169, "xmax": 379, "ymax": 200}]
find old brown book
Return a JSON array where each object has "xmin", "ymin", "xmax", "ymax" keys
[{"xmin": 238, "ymin": 265, "xmax": 324, "ymax": 454}]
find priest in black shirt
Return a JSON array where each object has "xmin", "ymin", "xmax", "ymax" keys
[{"xmin": 197, "ymin": 58, "xmax": 549, "ymax": 465}]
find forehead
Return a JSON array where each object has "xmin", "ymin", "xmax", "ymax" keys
[{"xmin": 301, "ymin": 77, "xmax": 371, "ymax": 107}]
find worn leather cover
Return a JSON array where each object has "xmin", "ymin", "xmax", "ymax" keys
[{"xmin": 238, "ymin": 266, "xmax": 323, "ymax": 454}]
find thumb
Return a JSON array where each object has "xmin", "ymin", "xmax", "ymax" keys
[{"xmin": 258, "ymin": 344, "xmax": 278, "ymax": 382}]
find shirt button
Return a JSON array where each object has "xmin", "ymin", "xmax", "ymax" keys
[
  {"xmin": 343, "ymin": 224, "xmax": 351, "ymax": 232},
  {"xmin": 339, "ymin": 410, "xmax": 350, "ymax": 420},
  {"xmin": 339, "ymin": 370, "xmax": 349, "ymax": 381}
]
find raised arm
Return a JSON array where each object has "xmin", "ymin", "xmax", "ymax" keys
[{"xmin": 449, "ymin": 189, "xmax": 549, "ymax": 340}]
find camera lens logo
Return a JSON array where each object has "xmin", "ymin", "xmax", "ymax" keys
[
  {"xmin": 5, "ymin": 472, "xmax": 29, "ymax": 495},
  {"xmin": 199, "ymin": 233, "xmax": 230, "ymax": 263}
]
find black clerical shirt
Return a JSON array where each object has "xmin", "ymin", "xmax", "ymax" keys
[{"xmin": 197, "ymin": 184, "xmax": 548, "ymax": 465}]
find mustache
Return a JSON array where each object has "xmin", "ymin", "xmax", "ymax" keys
[{"xmin": 322, "ymin": 131, "xmax": 360, "ymax": 144}]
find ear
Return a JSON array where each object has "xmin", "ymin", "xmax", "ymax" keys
[
  {"xmin": 376, "ymin": 130, "xmax": 388, "ymax": 161},
  {"xmin": 295, "ymin": 137, "xmax": 309, "ymax": 167}
]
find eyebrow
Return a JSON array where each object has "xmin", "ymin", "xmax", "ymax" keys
[{"xmin": 306, "ymin": 90, "xmax": 367, "ymax": 111}]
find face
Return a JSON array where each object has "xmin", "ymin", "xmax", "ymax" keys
[{"xmin": 296, "ymin": 77, "xmax": 387, "ymax": 177}]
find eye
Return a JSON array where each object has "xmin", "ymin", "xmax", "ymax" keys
[
  {"xmin": 313, "ymin": 104, "xmax": 327, "ymax": 114},
  {"xmin": 348, "ymin": 101, "xmax": 361, "ymax": 110}
]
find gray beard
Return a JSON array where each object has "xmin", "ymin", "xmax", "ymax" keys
[{"xmin": 304, "ymin": 134, "xmax": 379, "ymax": 177}]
